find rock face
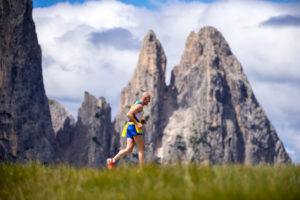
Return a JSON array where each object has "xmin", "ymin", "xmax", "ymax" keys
[
  {"xmin": 48, "ymin": 98, "xmax": 75, "ymax": 136},
  {"xmin": 116, "ymin": 27, "xmax": 290, "ymax": 165},
  {"xmin": 158, "ymin": 27, "xmax": 290, "ymax": 164},
  {"xmin": 0, "ymin": 0, "xmax": 56, "ymax": 162},
  {"xmin": 55, "ymin": 92, "xmax": 117, "ymax": 167},
  {"xmin": 114, "ymin": 30, "xmax": 167, "ymax": 162},
  {"xmin": 48, "ymin": 98, "xmax": 76, "ymax": 164}
]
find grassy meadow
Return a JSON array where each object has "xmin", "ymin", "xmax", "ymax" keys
[{"xmin": 0, "ymin": 162, "xmax": 300, "ymax": 200}]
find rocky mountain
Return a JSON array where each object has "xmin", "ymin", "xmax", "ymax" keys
[
  {"xmin": 53, "ymin": 92, "xmax": 118, "ymax": 167},
  {"xmin": 0, "ymin": 0, "xmax": 56, "ymax": 163},
  {"xmin": 0, "ymin": 0, "xmax": 290, "ymax": 165},
  {"xmin": 158, "ymin": 27, "xmax": 290, "ymax": 164},
  {"xmin": 48, "ymin": 98, "xmax": 75, "ymax": 136},
  {"xmin": 114, "ymin": 30, "xmax": 167, "ymax": 162},
  {"xmin": 115, "ymin": 27, "xmax": 290, "ymax": 165}
]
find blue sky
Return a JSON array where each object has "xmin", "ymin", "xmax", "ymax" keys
[
  {"xmin": 33, "ymin": 0, "xmax": 300, "ymax": 8},
  {"xmin": 33, "ymin": 0, "xmax": 208, "ymax": 8}
]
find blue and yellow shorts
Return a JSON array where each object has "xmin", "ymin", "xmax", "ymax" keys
[{"xmin": 122, "ymin": 122, "xmax": 143, "ymax": 139}]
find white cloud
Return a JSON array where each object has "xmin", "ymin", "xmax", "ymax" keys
[
  {"xmin": 286, "ymin": 148, "xmax": 295, "ymax": 155},
  {"xmin": 33, "ymin": 0, "xmax": 300, "ymax": 162}
]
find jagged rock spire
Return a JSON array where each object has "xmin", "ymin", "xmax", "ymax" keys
[
  {"xmin": 61, "ymin": 92, "xmax": 114, "ymax": 167},
  {"xmin": 159, "ymin": 26, "xmax": 290, "ymax": 164}
]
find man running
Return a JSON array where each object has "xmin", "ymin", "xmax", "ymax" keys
[{"xmin": 107, "ymin": 92, "xmax": 151, "ymax": 169}]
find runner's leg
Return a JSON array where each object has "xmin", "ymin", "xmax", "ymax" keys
[
  {"xmin": 133, "ymin": 135, "xmax": 145, "ymax": 166},
  {"xmin": 113, "ymin": 138, "xmax": 134, "ymax": 161}
]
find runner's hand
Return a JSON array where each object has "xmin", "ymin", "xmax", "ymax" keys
[{"xmin": 137, "ymin": 123, "xmax": 143, "ymax": 130}]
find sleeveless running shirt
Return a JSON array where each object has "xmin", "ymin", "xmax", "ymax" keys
[{"xmin": 134, "ymin": 100, "xmax": 143, "ymax": 122}]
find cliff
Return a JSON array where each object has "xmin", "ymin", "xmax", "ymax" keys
[
  {"xmin": 158, "ymin": 27, "xmax": 290, "ymax": 164},
  {"xmin": 0, "ymin": 0, "xmax": 56, "ymax": 163}
]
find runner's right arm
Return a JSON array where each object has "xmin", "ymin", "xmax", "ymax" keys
[{"xmin": 126, "ymin": 104, "xmax": 143, "ymax": 129}]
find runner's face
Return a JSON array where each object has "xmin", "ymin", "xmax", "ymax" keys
[{"xmin": 144, "ymin": 96, "xmax": 151, "ymax": 105}]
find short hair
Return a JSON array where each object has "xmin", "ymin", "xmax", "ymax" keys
[{"xmin": 142, "ymin": 92, "xmax": 151, "ymax": 98}]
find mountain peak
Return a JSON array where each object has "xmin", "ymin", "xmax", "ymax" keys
[
  {"xmin": 132, "ymin": 29, "xmax": 166, "ymax": 82},
  {"xmin": 197, "ymin": 26, "xmax": 220, "ymax": 35},
  {"xmin": 145, "ymin": 29, "xmax": 157, "ymax": 42},
  {"xmin": 179, "ymin": 26, "xmax": 232, "ymax": 67},
  {"xmin": 198, "ymin": 26, "xmax": 232, "ymax": 56},
  {"xmin": 160, "ymin": 26, "xmax": 290, "ymax": 164}
]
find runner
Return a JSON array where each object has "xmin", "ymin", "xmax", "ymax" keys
[{"xmin": 107, "ymin": 92, "xmax": 151, "ymax": 169}]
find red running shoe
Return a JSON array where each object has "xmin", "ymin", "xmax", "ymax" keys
[{"xmin": 107, "ymin": 158, "xmax": 114, "ymax": 170}]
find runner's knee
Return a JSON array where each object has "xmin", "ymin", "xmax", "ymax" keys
[
  {"xmin": 139, "ymin": 145, "xmax": 145, "ymax": 152},
  {"xmin": 125, "ymin": 146, "xmax": 133, "ymax": 153}
]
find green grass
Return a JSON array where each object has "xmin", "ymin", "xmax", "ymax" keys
[{"xmin": 1, "ymin": 162, "xmax": 300, "ymax": 200}]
